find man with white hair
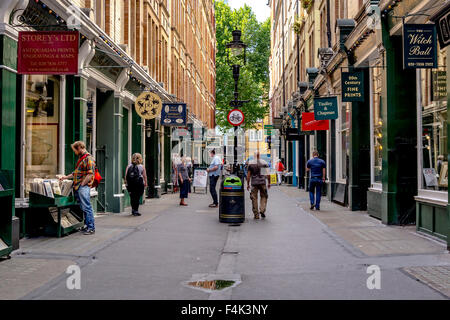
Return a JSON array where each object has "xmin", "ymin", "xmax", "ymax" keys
[{"xmin": 246, "ymin": 151, "xmax": 271, "ymax": 219}]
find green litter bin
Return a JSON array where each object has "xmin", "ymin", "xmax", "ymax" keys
[{"xmin": 219, "ymin": 175, "xmax": 245, "ymax": 223}]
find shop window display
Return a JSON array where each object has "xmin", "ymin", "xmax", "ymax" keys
[
  {"xmin": 420, "ymin": 46, "xmax": 447, "ymax": 191},
  {"xmin": 339, "ymin": 102, "xmax": 350, "ymax": 180},
  {"xmin": 372, "ymin": 64, "xmax": 383, "ymax": 183},
  {"xmin": 24, "ymin": 75, "xmax": 61, "ymax": 195}
]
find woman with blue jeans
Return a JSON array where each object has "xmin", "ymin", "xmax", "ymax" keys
[{"xmin": 60, "ymin": 141, "xmax": 96, "ymax": 235}]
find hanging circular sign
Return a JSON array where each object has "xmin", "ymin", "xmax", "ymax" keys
[
  {"xmin": 227, "ymin": 109, "xmax": 245, "ymax": 126},
  {"xmin": 135, "ymin": 91, "xmax": 162, "ymax": 119}
]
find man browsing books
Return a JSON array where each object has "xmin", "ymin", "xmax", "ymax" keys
[{"xmin": 59, "ymin": 141, "xmax": 96, "ymax": 235}]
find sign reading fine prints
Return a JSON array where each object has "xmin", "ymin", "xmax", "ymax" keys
[
  {"xmin": 342, "ymin": 71, "xmax": 364, "ymax": 102},
  {"xmin": 18, "ymin": 31, "xmax": 79, "ymax": 75},
  {"xmin": 314, "ymin": 96, "xmax": 338, "ymax": 120},
  {"xmin": 161, "ymin": 103, "xmax": 187, "ymax": 126},
  {"xmin": 403, "ymin": 24, "xmax": 437, "ymax": 69}
]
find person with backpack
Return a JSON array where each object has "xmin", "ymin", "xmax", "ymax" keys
[
  {"xmin": 247, "ymin": 151, "xmax": 271, "ymax": 219},
  {"xmin": 125, "ymin": 153, "xmax": 148, "ymax": 216},
  {"xmin": 59, "ymin": 141, "xmax": 98, "ymax": 235}
]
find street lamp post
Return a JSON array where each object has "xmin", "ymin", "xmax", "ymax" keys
[{"xmin": 226, "ymin": 29, "xmax": 248, "ymax": 174}]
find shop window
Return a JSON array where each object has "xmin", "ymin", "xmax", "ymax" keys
[
  {"xmin": 419, "ymin": 46, "xmax": 447, "ymax": 191},
  {"xmin": 339, "ymin": 102, "xmax": 350, "ymax": 180},
  {"xmin": 24, "ymin": 75, "xmax": 61, "ymax": 194},
  {"xmin": 372, "ymin": 64, "xmax": 383, "ymax": 183}
]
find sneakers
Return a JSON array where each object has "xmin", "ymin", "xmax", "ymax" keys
[
  {"xmin": 260, "ymin": 212, "xmax": 266, "ymax": 219},
  {"xmin": 80, "ymin": 226, "xmax": 88, "ymax": 232},
  {"xmin": 253, "ymin": 213, "xmax": 260, "ymax": 219},
  {"xmin": 83, "ymin": 229, "xmax": 95, "ymax": 235},
  {"xmin": 310, "ymin": 204, "xmax": 315, "ymax": 210},
  {"xmin": 209, "ymin": 203, "xmax": 218, "ymax": 208}
]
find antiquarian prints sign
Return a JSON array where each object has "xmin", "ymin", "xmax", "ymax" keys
[
  {"xmin": 432, "ymin": 71, "xmax": 447, "ymax": 101},
  {"xmin": 18, "ymin": 31, "xmax": 79, "ymax": 74},
  {"xmin": 135, "ymin": 92, "xmax": 162, "ymax": 119},
  {"xmin": 161, "ymin": 103, "xmax": 187, "ymax": 126},
  {"xmin": 341, "ymin": 71, "xmax": 364, "ymax": 102},
  {"xmin": 403, "ymin": 24, "xmax": 437, "ymax": 69},
  {"xmin": 314, "ymin": 96, "xmax": 338, "ymax": 120}
]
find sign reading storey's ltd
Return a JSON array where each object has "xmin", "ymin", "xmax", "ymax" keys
[
  {"xmin": 314, "ymin": 96, "xmax": 338, "ymax": 120},
  {"xmin": 18, "ymin": 31, "xmax": 79, "ymax": 75},
  {"xmin": 341, "ymin": 71, "xmax": 364, "ymax": 102},
  {"xmin": 161, "ymin": 103, "xmax": 187, "ymax": 126},
  {"xmin": 301, "ymin": 112, "xmax": 329, "ymax": 131},
  {"xmin": 403, "ymin": 24, "xmax": 437, "ymax": 69}
]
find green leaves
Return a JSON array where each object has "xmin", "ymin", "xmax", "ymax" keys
[{"xmin": 215, "ymin": 0, "xmax": 271, "ymax": 130}]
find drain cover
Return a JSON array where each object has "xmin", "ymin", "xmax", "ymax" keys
[
  {"xmin": 187, "ymin": 280, "xmax": 235, "ymax": 291},
  {"xmin": 183, "ymin": 274, "xmax": 241, "ymax": 293}
]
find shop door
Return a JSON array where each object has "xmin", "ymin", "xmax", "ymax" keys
[{"xmin": 96, "ymin": 145, "xmax": 107, "ymax": 212}]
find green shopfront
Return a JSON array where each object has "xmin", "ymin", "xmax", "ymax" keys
[
  {"xmin": 0, "ymin": 0, "xmax": 174, "ymax": 242},
  {"xmin": 341, "ymin": 0, "xmax": 450, "ymax": 249}
]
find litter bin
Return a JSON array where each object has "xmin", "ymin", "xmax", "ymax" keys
[{"xmin": 219, "ymin": 175, "xmax": 245, "ymax": 223}]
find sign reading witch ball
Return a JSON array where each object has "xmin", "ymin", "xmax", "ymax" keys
[{"xmin": 403, "ymin": 24, "xmax": 437, "ymax": 69}]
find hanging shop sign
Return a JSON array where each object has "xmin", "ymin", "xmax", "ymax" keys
[
  {"xmin": 403, "ymin": 24, "xmax": 437, "ymax": 69},
  {"xmin": 161, "ymin": 103, "xmax": 187, "ymax": 126},
  {"xmin": 135, "ymin": 91, "xmax": 162, "ymax": 119},
  {"xmin": 301, "ymin": 112, "xmax": 329, "ymax": 131},
  {"xmin": 433, "ymin": 6, "xmax": 450, "ymax": 48},
  {"xmin": 227, "ymin": 109, "xmax": 245, "ymax": 126},
  {"xmin": 273, "ymin": 117, "xmax": 283, "ymax": 130},
  {"xmin": 432, "ymin": 71, "xmax": 447, "ymax": 101},
  {"xmin": 17, "ymin": 31, "xmax": 79, "ymax": 75},
  {"xmin": 314, "ymin": 96, "xmax": 338, "ymax": 120},
  {"xmin": 341, "ymin": 71, "xmax": 364, "ymax": 102}
]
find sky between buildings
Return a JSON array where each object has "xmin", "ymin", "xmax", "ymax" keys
[{"xmin": 227, "ymin": 0, "xmax": 271, "ymax": 22}]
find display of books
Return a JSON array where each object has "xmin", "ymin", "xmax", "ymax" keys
[
  {"xmin": 29, "ymin": 178, "xmax": 73, "ymax": 197},
  {"xmin": 0, "ymin": 238, "xmax": 7, "ymax": 251},
  {"xmin": 49, "ymin": 207, "xmax": 81, "ymax": 228}
]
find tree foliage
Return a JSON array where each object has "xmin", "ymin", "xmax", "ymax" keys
[{"xmin": 215, "ymin": 1, "xmax": 271, "ymax": 130}]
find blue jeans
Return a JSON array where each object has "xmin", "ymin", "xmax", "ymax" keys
[
  {"xmin": 209, "ymin": 175, "xmax": 219, "ymax": 205},
  {"xmin": 74, "ymin": 185, "xmax": 95, "ymax": 231},
  {"xmin": 309, "ymin": 177, "xmax": 323, "ymax": 209}
]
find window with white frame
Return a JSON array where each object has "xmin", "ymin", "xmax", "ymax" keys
[
  {"xmin": 249, "ymin": 129, "xmax": 263, "ymax": 142},
  {"xmin": 338, "ymin": 102, "xmax": 350, "ymax": 180},
  {"xmin": 419, "ymin": 45, "xmax": 447, "ymax": 192},
  {"xmin": 372, "ymin": 62, "xmax": 383, "ymax": 184}
]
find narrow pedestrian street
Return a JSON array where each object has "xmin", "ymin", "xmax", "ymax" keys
[{"xmin": 1, "ymin": 186, "xmax": 448, "ymax": 300}]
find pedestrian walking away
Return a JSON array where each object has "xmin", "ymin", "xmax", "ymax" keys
[
  {"xmin": 59, "ymin": 141, "xmax": 97, "ymax": 235},
  {"xmin": 125, "ymin": 153, "xmax": 148, "ymax": 216},
  {"xmin": 247, "ymin": 151, "xmax": 271, "ymax": 219},
  {"xmin": 276, "ymin": 159, "xmax": 285, "ymax": 185},
  {"xmin": 206, "ymin": 149, "xmax": 221, "ymax": 208},
  {"xmin": 306, "ymin": 150, "xmax": 326, "ymax": 211},
  {"xmin": 177, "ymin": 157, "xmax": 191, "ymax": 206}
]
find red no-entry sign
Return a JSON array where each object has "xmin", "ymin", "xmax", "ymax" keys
[{"xmin": 227, "ymin": 109, "xmax": 245, "ymax": 126}]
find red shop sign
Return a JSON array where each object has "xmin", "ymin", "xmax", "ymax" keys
[
  {"xmin": 301, "ymin": 112, "xmax": 329, "ymax": 131},
  {"xmin": 18, "ymin": 31, "xmax": 79, "ymax": 75}
]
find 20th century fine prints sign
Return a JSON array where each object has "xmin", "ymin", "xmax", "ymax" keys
[{"xmin": 342, "ymin": 71, "xmax": 364, "ymax": 102}]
